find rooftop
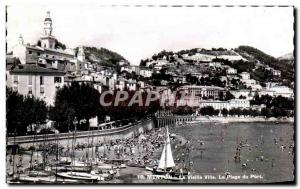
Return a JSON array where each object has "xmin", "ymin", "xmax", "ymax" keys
[
  {"xmin": 10, "ymin": 64, "xmax": 65, "ymax": 75},
  {"xmin": 180, "ymin": 85, "xmax": 225, "ymax": 90}
]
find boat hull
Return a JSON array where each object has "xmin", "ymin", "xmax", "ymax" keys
[{"xmin": 55, "ymin": 172, "xmax": 100, "ymax": 182}]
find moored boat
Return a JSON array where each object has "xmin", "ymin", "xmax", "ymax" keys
[
  {"xmin": 55, "ymin": 171, "xmax": 102, "ymax": 182},
  {"xmin": 149, "ymin": 126, "xmax": 190, "ymax": 181}
]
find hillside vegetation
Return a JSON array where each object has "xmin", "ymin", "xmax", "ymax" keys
[
  {"xmin": 235, "ymin": 46, "xmax": 294, "ymax": 82},
  {"xmin": 75, "ymin": 46, "xmax": 129, "ymax": 68}
]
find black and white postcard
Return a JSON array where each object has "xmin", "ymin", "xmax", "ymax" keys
[{"xmin": 5, "ymin": 4, "xmax": 295, "ymax": 184}]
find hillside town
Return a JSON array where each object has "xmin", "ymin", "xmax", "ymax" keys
[
  {"xmin": 6, "ymin": 10, "xmax": 295, "ymax": 184},
  {"xmin": 7, "ymin": 11, "xmax": 294, "ymax": 123}
]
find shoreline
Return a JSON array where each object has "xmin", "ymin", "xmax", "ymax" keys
[{"xmin": 191, "ymin": 116, "xmax": 294, "ymax": 124}]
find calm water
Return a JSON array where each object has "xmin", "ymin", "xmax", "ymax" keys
[{"xmin": 166, "ymin": 122, "xmax": 294, "ymax": 183}]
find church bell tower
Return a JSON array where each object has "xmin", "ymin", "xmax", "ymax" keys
[
  {"xmin": 44, "ymin": 11, "xmax": 52, "ymax": 36},
  {"xmin": 40, "ymin": 11, "xmax": 56, "ymax": 49}
]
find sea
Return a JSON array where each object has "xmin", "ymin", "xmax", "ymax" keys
[{"xmin": 129, "ymin": 122, "xmax": 294, "ymax": 184}]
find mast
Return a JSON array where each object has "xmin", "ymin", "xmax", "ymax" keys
[
  {"xmin": 71, "ymin": 118, "xmax": 77, "ymax": 173},
  {"xmin": 12, "ymin": 127, "xmax": 16, "ymax": 175},
  {"xmin": 55, "ymin": 132, "xmax": 58, "ymax": 182},
  {"xmin": 164, "ymin": 127, "xmax": 168, "ymax": 171},
  {"xmin": 158, "ymin": 126, "xmax": 175, "ymax": 170}
]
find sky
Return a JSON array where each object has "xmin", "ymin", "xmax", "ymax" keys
[{"xmin": 6, "ymin": 5, "xmax": 294, "ymax": 65}]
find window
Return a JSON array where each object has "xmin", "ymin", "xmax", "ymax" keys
[
  {"xmin": 46, "ymin": 55, "xmax": 48, "ymax": 57},
  {"xmin": 28, "ymin": 76, "xmax": 32, "ymax": 85},
  {"xmin": 40, "ymin": 86, "xmax": 44, "ymax": 95},
  {"xmin": 13, "ymin": 75, "xmax": 18, "ymax": 83},
  {"xmin": 40, "ymin": 76, "xmax": 44, "ymax": 85},
  {"xmin": 52, "ymin": 56, "xmax": 55, "ymax": 58},
  {"xmin": 28, "ymin": 51, "xmax": 32, "ymax": 54},
  {"xmin": 54, "ymin": 77, "xmax": 62, "ymax": 83},
  {"xmin": 28, "ymin": 86, "xmax": 32, "ymax": 94},
  {"xmin": 37, "ymin": 52, "xmax": 40, "ymax": 56}
]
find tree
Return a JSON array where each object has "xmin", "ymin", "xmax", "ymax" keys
[
  {"xmin": 172, "ymin": 106, "xmax": 195, "ymax": 115},
  {"xmin": 225, "ymin": 91, "xmax": 235, "ymax": 101},
  {"xmin": 272, "ymin": 107, "xmax": 288, "ymax": 118},
  {"xmin": 239, "ymin": 95, "xmax": 246, "ymax": 99},
  {"xmin": 7, "ymin": 88, "xmax": 25, "ymax": 135},
  {"xmin": 242, "ymin": 109, "xmax": 249, "ymax": 116},
  {"xmin": 261, "ymin": 107, "xmax": 273, "ymax": 118},
  {"xmin": 54, "ymin": 39, "xmax": 66, "ymax": 50},
  {"xmin": 218, "ymin": 91, "xmax": 224, "ymax": 101},
  {"xmin": 200, "ymin": 77, "xmax": 205, "ymax": 85},
  {"xmin": 186, "ymin": 74, "xmax": 198, "ymax": 85},
  {"xmin": 229, "ymin": 108, "xmax": 235, "ymax": 116},
  {"xmin": 211, "ymin": 77, "xmax": 224, "ymax": 87},
  {"xmin": 140, "ymin": 59, "xmax": 147, "ymax": 67},
  {"xmin": 221, "ymin": 108, "xmax": 228, "ymax": 117},
  {"xmin": 51, "ymin": 82, "xmax": 101, "ymax": 132},
  {"xmin": 6, "ymin": 88, "xmax": 47, "ymax": 136},
  {"xmin": 200, "ymin": 106, "xmax": 215, "ymax": 116},
  {"xmin": 236, "ymin": 108, "xmax": 243, "ymax": 117},
  {"xmin": 213, "ymin": 109, "xmax": 220, "ymax": 116}
]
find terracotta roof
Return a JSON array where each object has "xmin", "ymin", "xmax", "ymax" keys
[{"xmin": 10, "ymin": 64, "xmax": 65, "ymax": 75}]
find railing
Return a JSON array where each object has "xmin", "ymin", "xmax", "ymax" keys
[
  {"xmin": 7, "ymin": 118, "xmax": 151, "ymax": 144},
  {"xmin": 156, "ymin": 115, "xmax": 197, "ymax": 119}
]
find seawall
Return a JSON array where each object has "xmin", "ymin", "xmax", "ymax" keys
[{"xmin": 7, "ymin": 118, "xmax": 154, "ymax": 148}]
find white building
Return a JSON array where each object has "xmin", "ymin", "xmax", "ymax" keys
[
  {"xmin": 240, "ymin": 72, "xmax": 250, "ymax": 80},
  {"xmin": 7, "ymin": 64, "xmax": 65, "ymax": 105},
  {"xmin": 272, "ymin": 69, "xmax": 281, "ymax": 76},
  {"xmin": 226, "ymin": 67, "xmax": 237, "ymax": 75},
  {"xmin": 269, "ymin": 86, "xmax": 294, "ymax": 98},
  {"xmin": 115, "ymin": 78, "xmax": 137, "ymax": 91},
  {"xmin": 140, "ymin": 68, "xmax": 153, "ymax": 78},
  {"xmin": 249, "ymin": 84, "xmax": 263, "ymax": 91},
  {"xmin": 121, "ymin": 65, "xmax": 153, "ymax": 78},
  {"xmin": 199, "ymin": 99, "xmax": 250, "ymax": 110},
  {"xmin": 265, "ymin": 82, "xmax": 280, "ymax": 89},
  {"xmin": 176, "ymin": 95, "xmax": 200, "ymax": 107},
  {"xmin": 178, "ymin": 85, "xmax": 225, "ymax": 100},
  {"xmin": 230, "ymin": 90, "xmax": 254, "ymax": 100},
  {"xmin": 209, "ymin": 62, "xmax": 222, "ymax": 67},
  {"xmin": 258, "ymin": 89, "xmax": 275, "ymax": 97}
]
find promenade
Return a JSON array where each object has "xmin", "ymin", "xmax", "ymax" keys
[{"xmin": 7, "ymin": 118, "xmax": 154, "ymax": 147}]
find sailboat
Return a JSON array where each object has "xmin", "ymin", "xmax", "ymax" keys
[
  {"xmin": 148, "ymin": 126, "xmax": 189, "ymax": 181},
  {"xmin": 54, "ymin": 123, "xmax": 101, "ymax": 182},
  {"xmin": 155, "ymin": 126, "xmax": 175, "ymax": 173}
]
